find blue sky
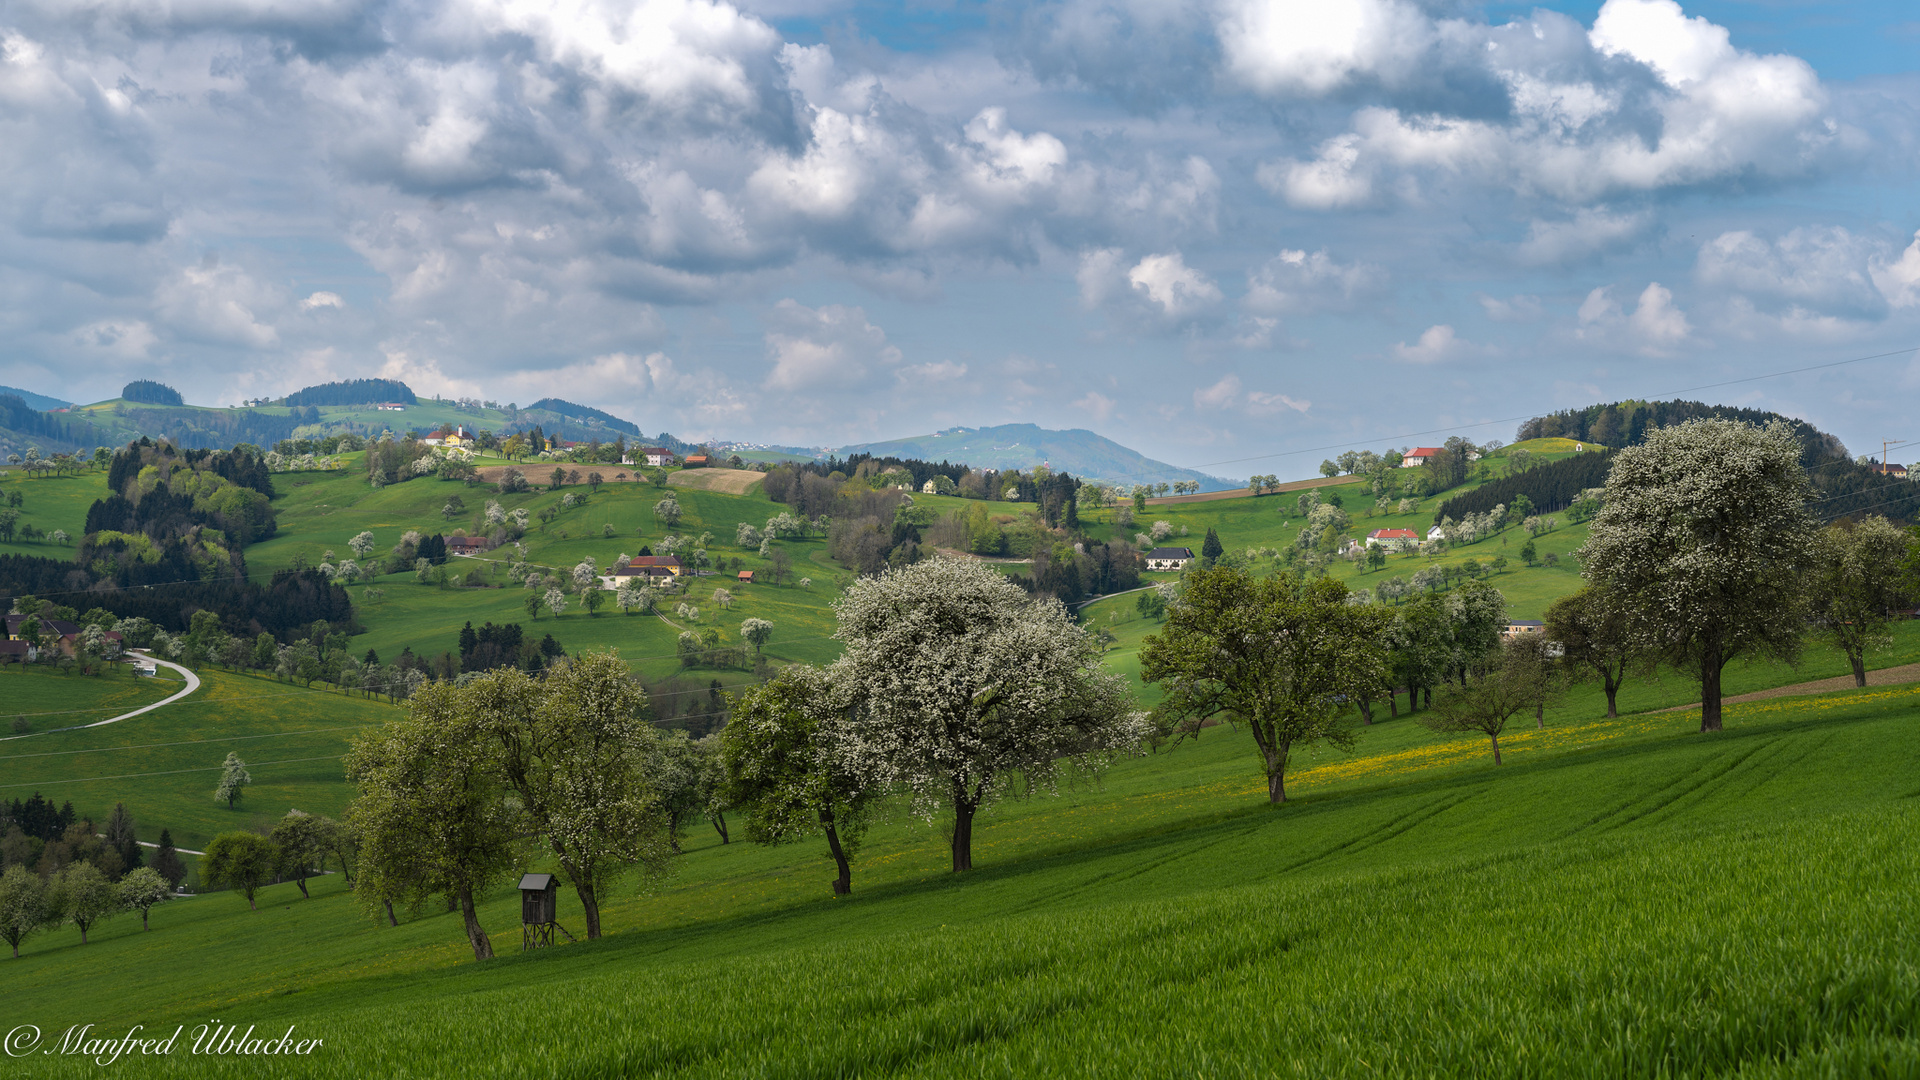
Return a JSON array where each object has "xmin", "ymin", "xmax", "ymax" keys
[{"xmin": 3, "ymin": 0, "xmax": 1918, "ymax": 477}]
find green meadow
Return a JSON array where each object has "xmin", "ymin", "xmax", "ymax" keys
[
  {"xmin": 5, "ymin": 675, "xmax": 1918, "ymax": 1077},
  {"xmin": 0, "ymin": 665, "xmax": 181, "ymax": 734},
  {"xmin": 0, "ymin": 668, "xmax": 392, "ymax": 851}
]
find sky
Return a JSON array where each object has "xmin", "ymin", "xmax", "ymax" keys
[{"xmin": 3, "ymin": 0, "xmax": 1919, "ymax": 479}]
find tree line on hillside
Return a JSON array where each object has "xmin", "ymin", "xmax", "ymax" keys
[
  {"xmin": 0, "ymin": 394, "xmax": 107, "ymax": 455},
  {"xmin": 121, "ymin": 380, "xmax": 184, "ymax": 406},
  {"xmin": 1433, "ymin": 450, "xmax": 1614, "ymax": 524},
  {"xmin": 112, "ymin": 406, "xmax": 306, "ymax": 453},
  {"xmin": 0, "ymin": 556, "xmax": 351, "ymax": 641},
  {"xmin": 0, "ymin": 438, "xmax": 343, "ymax": 643},
  {"xmin": 525, "ymin": 398, "xmax": 643, "ymax": 437},
  {"xmin": 1518, "ymin": 398, "xmax": 1920, "ymax": 522},
  {"xmin": 284, "ymin": 379, "xmax": 418, "ymax": 407}
]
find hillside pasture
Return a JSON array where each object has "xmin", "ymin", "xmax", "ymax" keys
[
  {"xmin": 4, "ymin": 680, "xmax": 1918, "ymax": 1077},
  {"xmin": 0, "ymin": 668, "xmax": 393, "ymax": 852},
  {"xmin": 0, "ymin": 469, "xmax": 107, "ymax": 556}
]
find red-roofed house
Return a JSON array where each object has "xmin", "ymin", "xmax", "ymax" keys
[
  {"xmin": 737, "ymin": 570, "xmax": 754, "ymax": 583},
  {"xmin": 1401, "ymin": 447, "xmax": 1443, "ymax": 467},
  {"xmin": 1366, "ymin": 528, "xmax": 1419, "ymax": 551}
]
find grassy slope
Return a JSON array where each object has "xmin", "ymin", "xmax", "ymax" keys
[
  {"xmin": 0, "ymin": 668, "xmax": 394, "ymax": 851},
  {"xmin": 0, "ymin": 470, "xmax": 107, "ymax": 557},
  {"xmin": 0, "ymin": 664, "xmax": 179, "ymax": 733},
  {"xmin": 7, "ymin": 681, "xmax": 1919, "ymax": 1077},
  {"xmin": 253, "ymin": 462, "xmax": 851, "ymax": 681},
  {"xmin": 1081, "ymin": 465, "xmax": 1593, "ymax": 619}
]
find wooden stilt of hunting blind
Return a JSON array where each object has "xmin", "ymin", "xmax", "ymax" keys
[{"xmin": 519, "ymin": 873, "xmax": 558, "ymax": 951}]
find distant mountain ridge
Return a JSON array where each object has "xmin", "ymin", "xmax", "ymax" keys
[
  {"xmin": 832, "ymin": 424, "xmax": 1235, "ymax": 491},
  {"xmin": 525, "ymin": 398, "xmax": 643, "ymax": 438},
  {"xmin": 0, "ymin": 386, "xmax": 71, "ymax": 412}
]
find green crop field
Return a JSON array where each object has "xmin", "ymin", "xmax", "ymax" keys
[{"xmin": 4, "ymin": 675, "xmax": 1918, "ymax": 1077}]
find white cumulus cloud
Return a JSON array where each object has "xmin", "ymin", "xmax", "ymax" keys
[
  {"xmin": 1577, "ymin": 282, "xmax": 1692, "ymax": 354},
  {"xmin": 1127, "ymin": 252, "xmax": 1220, "ymax": 317},
  {"xmin": 1392, "ymin": 324, "xmax": 1465, "ymax": 364},
  {"xmin": 764, "ymin": 299, "xmax": 901, "ymax": 391}
]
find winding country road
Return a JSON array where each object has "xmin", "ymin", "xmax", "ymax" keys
[{"xmin": 82, "ymin": 652, "xmax": 202, "ymax": 728}]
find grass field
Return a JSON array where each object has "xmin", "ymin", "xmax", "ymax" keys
[
  {"xmin": 0, "ymin": 664, "xmax": 181, "ymax": 735},
  {"xmin": 0, "ymin": 668, "xmax": 393, "ymax": 852},
  {"xmin": 4, "ymin": 673, "xmax": 1918, "ymax": 1077}
]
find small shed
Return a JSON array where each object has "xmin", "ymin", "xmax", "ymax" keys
[
  {"xmin": 519, "ymin": 873, "xmax": 559, "ymax": 950},
  {"xmin": 737, "ymin": 570, "xmax": 754, "ymax": 583}
]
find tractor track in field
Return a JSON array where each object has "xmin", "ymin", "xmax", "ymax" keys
[
  {"xmin": 1560, "ymin": 736, "xmax": 1794, "ymax": 838},
  {"xmin": 1276, "ymin": 790, "xmax": 1481, "ymax": 876},
  {"xmin": 998, "ymin": 812, "xmax": 1277, "ymax": 916}
]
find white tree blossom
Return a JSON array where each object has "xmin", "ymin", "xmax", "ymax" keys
[
  {"xmin": 349, "ymin": 531, "xmax": 375, "ymax": 558},
  {"xmin": 615, "ymin": 580, "xmax": 643, "ymax": 614},
  {"xmin": 1580, "ymin": 418, "xmax": 1815, "ymax": 732},
  {"xmin": 740, "ymin": 617, "xmax": 774, "ymax": 655},
  {"xmin": 830, "ymin": 558, "xmax": 1148, "ymax": 872}
]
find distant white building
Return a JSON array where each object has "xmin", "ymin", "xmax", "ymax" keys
[
  {"xmin": 1402, "ymin": 446, "xmax": 1443, "ymax": 467},
  {"xmin": 1145, "ymin": 547, "xmax": 1194, "ymax": 572}
]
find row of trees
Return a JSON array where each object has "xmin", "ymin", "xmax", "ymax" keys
[
  {"xmin": 340, "ymin": 560, "xmax": 1144, "ymax": 961},
  {"xmin": 0, "ymin": 863, "xmax": 173, "ymax": 955},
  {"xmin": 1133, "ymin": 418, "xmax": 1920, "ymax": 797}
]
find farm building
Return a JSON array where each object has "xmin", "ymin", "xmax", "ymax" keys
[
  {"xmin": 1145, "ymin": 547, "xmax": 1194, "ymax": 572},
  {"xmin": 1366, "ymin": 528, "xmax": 1419, "ymax": 550}
]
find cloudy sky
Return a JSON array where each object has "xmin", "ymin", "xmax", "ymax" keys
[{"xmin": 3, "ymin": 0, "xmax": 1918, "ymax": 476}]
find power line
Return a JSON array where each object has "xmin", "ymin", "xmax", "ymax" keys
[
  {"xmin": 0, "ymin": 755, "xmax": 344, "ymax": 792},
  {"xmin": 0, "ymin": 724, "xmax": 379, "ymax": 762}
]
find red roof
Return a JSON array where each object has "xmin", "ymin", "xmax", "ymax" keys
[
  {"xmin": 1406, "ymin": 447, "xmax": 1442, "ymax": 458},
  {"xmin": 1369, "ymin": 528, "xmax": 1418, "ymax": 540}
]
